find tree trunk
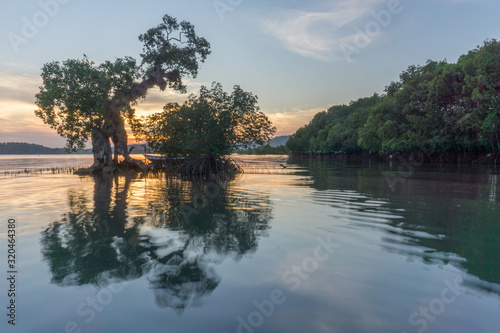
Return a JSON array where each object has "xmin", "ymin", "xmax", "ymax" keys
[
  {"xmin": 95, "ymin": 67, "xmax": 166, "ymax": 173},
  {"xmin": 76, "ymin": 128, "xmax": 113, "ymax": 174},
  {"xmin": 109, "ymin": 110, "xmax": 130, "ymax": 161},
  {"xmin": 105, "ymin": 108, "xmax": 148, "ymax": 172},
  {"xmin": 91, "ymin": 127, "xmax": 112, "ymax": 169},
  {"xmin": 103, "ymin": 77, "xmax": 161, "ymax": 172}
]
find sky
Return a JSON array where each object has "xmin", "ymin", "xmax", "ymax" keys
[{"xmin": 0, "ymin": 0, "xmax": 499, "ymax": 148}]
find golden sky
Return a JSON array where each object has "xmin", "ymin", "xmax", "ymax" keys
[{"xmin": 0, "ymin": 71, "xmax": 321, "ymax": 148}]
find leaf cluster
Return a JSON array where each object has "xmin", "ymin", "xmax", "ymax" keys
[{"xmin": 139, "ymin": 14, "xmax": 211, "ymax": 92}]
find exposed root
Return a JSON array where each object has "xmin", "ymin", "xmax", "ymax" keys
[
  {"xmin": 175, "ymin": 155, "xmax": 242, "ymax": 178},
  {"xmin": 75, "ymin": 157, "xmax": 149, "ymax": 175}
]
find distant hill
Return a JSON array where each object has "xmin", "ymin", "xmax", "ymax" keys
[
  {"xmin": 269, "ymin": 135, "xmax": 290, "ymax": 147},
  {"xmin": 0, "ymin": 142, "xmax": 91, "ymax": 154},
  {"xmin": 1, "ymin": 141, "xmax": 286, "ymax": 155}
]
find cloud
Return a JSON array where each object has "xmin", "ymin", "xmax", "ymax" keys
[
  {"xmin": 266, "ymin": 105, "xmax": 329, "ymax": 136},
  {"xmin": 0, "ymin": 72, "xmax": 44, "ymax": 134},
  {"xmin": 0, "ymin": 72, "xmax": 40, "ymax": 104},
  {"xmin": 0, "ymin": 95, "xmax": 65, "ymax": 147},
  {"xmin": 261, "ymin": 0, "xmax": 395, "ymax": 61}
]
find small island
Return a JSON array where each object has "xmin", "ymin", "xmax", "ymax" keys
[
  {"xmin": 0, "ymin": 142, "xmax": 91, "ymax": 154},
  {"xmin": 34, "ymin": 14, "xmax": 274, "ymax": 176}
]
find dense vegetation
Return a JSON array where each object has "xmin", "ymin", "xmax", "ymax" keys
[
  {"xmin": 133, "ymin": 82, "xmax": 275, "ymax": 175},
  {"xmin": 287, "ymin": 40, "xmax": 500, "ymax": 156},
  {"xmin": 133, "ymin": 82, "xmax": 275, "ymax": 156}
]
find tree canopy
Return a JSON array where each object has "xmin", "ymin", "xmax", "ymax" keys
[
  {"xmin": 286, "ymin": 39, "xmax": 500, "ymax": 155},
  {"xmin": 34, "ymin": 14, "xmax": 211, "ymax": 172},
  {"xmin": 133, "ymin": 82, "xmax": 276, "ymax": 157},
  {"xmin": 35, "ymin": 57, "xmax": 138, "ymax": 152}
]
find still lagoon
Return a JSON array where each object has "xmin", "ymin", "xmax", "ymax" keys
[{"xmin": 0, "ymin": 154, "xmax": 498, "ymax": 333}]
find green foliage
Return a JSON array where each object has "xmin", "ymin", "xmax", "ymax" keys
[
  {"xmin": 287, "ymin": 39, "xmax": 500, "ymax": 154},
  {"xmin": 286, "ymin": 94, "xmax": 380, "ymax": 153},
  {"xmin": 34, "ymin": 57, "xmax": 130, "ymax": 151},
  {"xmin": 138, "ymin": 14, "xmax": 211, "ymax": 93},
  {"xmin": 133, "ymin": 82, "xmax": 276, "ymax": 156}
]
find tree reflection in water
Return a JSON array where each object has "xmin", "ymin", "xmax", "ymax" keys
[
  {"xmin": 290, "ymin": 156, "xmax": 500, "ymax": 293},
  {"xmin": 40, "ymin": 173, "xmax": 272, "ymax": 313}
]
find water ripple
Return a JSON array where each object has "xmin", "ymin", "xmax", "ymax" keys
[{"xmin": 309, "ymin": 189, "xmax": 469, "ymax": 267}]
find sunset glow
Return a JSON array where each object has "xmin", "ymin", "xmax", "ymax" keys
[{"xmin": 1, "ymin": 0, "xmax": 499, "ymax": 148}]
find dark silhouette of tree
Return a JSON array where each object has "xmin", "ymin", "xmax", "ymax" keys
[
  {"xmin": 134, "ymin": 82, "xmax": 276, "ymax": 157},
  {"xmin": 40, "ymin": 173, "xmax": 272, "ymax": 312}
]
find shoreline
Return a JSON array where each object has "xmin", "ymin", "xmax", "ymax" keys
[{"xmin": 289, "ymin": 152, "xmax": 500, "ymax": 165}]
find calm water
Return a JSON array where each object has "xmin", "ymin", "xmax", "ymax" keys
[{"xmin": 0, "ymin": 155, "xmax": 498, "ymax": 333}]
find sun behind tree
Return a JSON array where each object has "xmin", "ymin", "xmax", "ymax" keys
[
  {"xmin": 133, "ymin": 82, "xmax": 276, "ymax": 176},
  {"xmin": 34, "ymin": 14, "xmax": 211, "ymax": 174}
]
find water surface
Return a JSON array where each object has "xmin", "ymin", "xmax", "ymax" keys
[{"xmin": 0, "ymin": 155, "xmax": 498, "ymax": 333}]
